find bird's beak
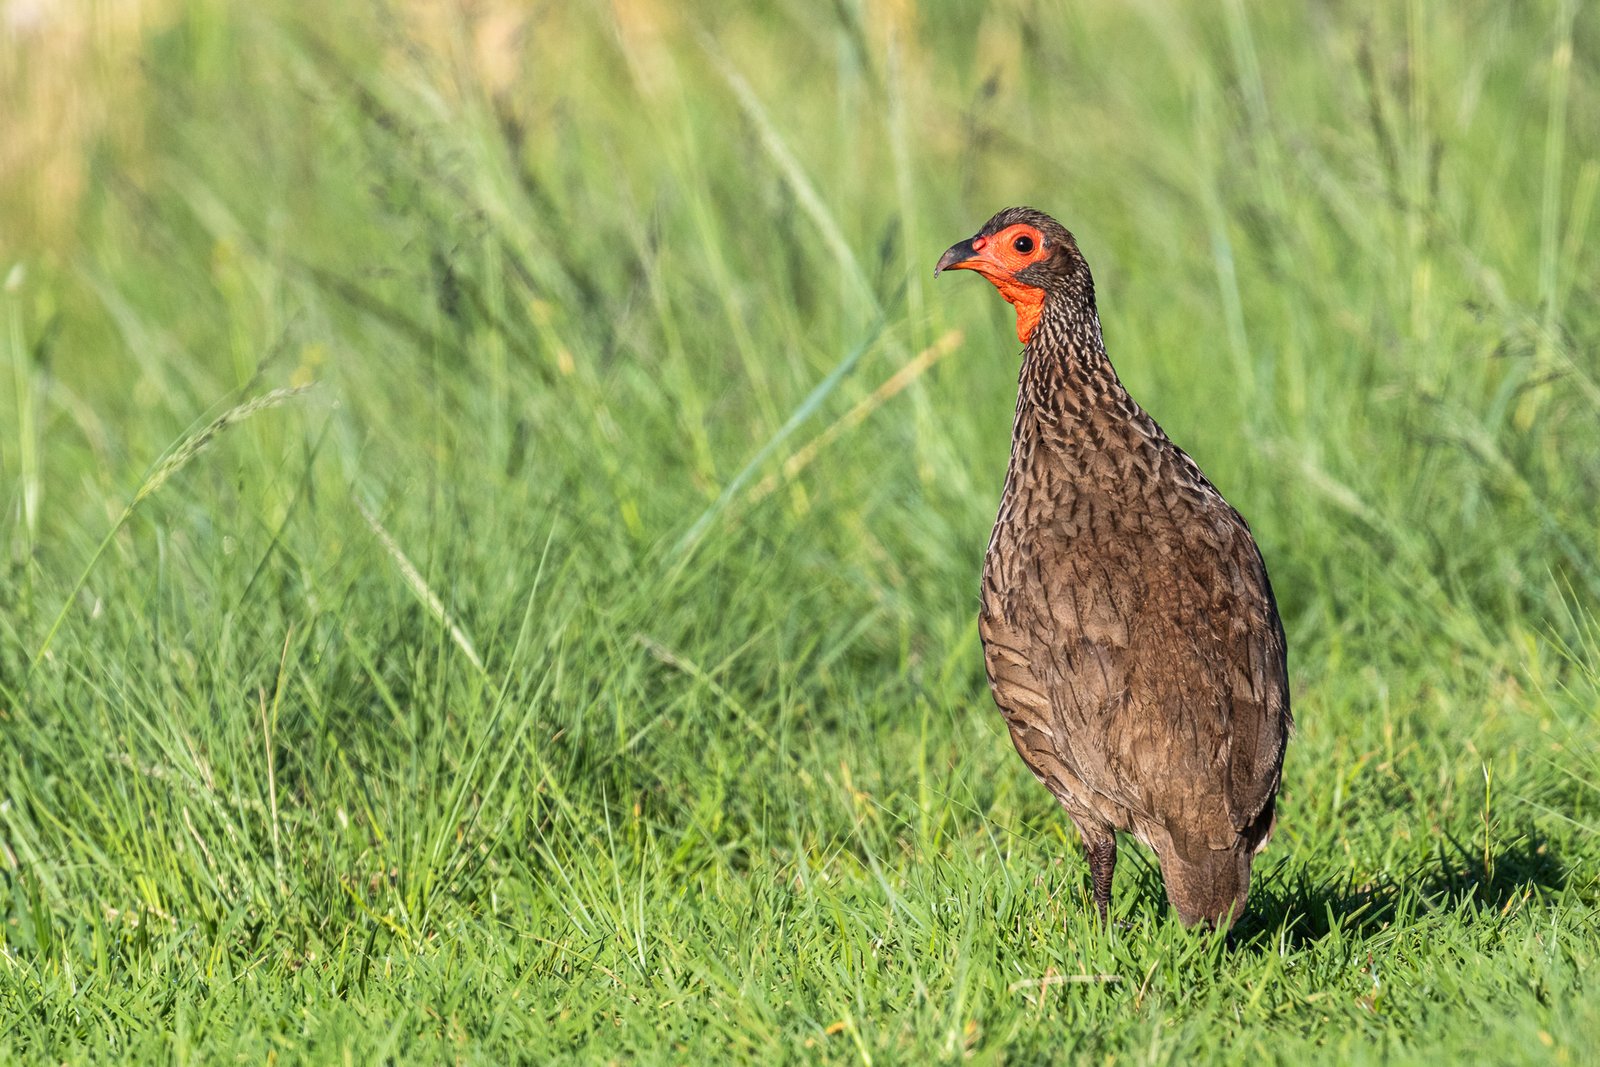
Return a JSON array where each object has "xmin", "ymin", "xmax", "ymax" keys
[{"xmin": 934, "ymin": 237, "xmax": 981, "ymax": 278}]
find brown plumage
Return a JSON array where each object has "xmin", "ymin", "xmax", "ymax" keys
[{"xmin": 936, "ymin": 207, "xmax": 1290, "ymax": 928}]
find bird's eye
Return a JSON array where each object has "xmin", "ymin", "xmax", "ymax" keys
[{"xmin": 1013, "ymin": 234, "xmax": 1035, "ymax": 254}]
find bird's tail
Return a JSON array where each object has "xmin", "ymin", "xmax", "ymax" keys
[
  {"xmin": 1160, "ymin": 845, "xmax": 1255, "ymax": 930},
  {"xmin": 1160, "ymin": 797, "xmax": 1278, "ymax": 929}
]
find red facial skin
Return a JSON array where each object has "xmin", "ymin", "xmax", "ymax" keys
[{"xmin": 942, "ymin": 223, "xmax": 1050, "ymax": 344}]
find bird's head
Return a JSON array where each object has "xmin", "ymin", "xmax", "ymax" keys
[{"xmin": 934, "ymin": 206, "xmax": 1090, "ymax": 345}]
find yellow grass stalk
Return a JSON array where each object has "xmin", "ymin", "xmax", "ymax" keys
[
  {"xmin": 748, "ymin": 329, "xmax": 963, "ymax": 504},
  {"xmin": 354, "ymin": 496, "xmax": 487, "ymax": 677}
]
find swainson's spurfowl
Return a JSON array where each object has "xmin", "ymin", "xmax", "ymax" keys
[{"xmin": 936, "ymin": 207, "xmax": 1290, "ymax": 928}]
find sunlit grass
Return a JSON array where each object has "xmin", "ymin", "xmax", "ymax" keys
[{"xmin": 0, "ymin": 1, "xmax": 1597, "ymax": 1062}]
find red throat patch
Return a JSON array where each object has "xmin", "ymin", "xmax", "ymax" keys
[{"xmin": 990, "ymin": 275, "xmax": 1046, "ymax": 344}]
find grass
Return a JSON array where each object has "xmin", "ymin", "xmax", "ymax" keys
[{"xmin": 1, "ymin": 0, "xmax": 1598, "ymax": 1061}]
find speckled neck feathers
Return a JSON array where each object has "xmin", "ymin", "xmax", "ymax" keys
[{"xmin": 1017, "ymin": 284, "xmax": 1120, "ymax": 416}]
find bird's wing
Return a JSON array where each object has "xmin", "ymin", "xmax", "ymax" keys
[
  {"xmin": 992, "ymin": 496, "xmax": 1289, "ymax": 849},
  {"xmin": 1206, "ymin": 506, "xmax": 1291, "ymax": 837}
]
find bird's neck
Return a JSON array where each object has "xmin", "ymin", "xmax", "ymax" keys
[{"xmin": 1016, "ymin": 298, "xmax": 1127, "ymax": 418}]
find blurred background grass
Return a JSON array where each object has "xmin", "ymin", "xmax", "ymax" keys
[{"xmin": 1, "ymin": 0, "xmax": 1598, "ymax": 1062}]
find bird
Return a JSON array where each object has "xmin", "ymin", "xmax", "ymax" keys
[{"xmin": 935, "ymin": 206, "xmax": 1290, "ymax": 929}]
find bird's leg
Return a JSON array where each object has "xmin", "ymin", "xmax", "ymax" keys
[{"xmin": 1085, "ymin": 836, "xmax": 1117, "ymax": 924}]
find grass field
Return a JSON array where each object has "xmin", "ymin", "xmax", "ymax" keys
[{"xmin": 2, "ymin": 0, "xmax": 1599, "ymax": 1061}]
